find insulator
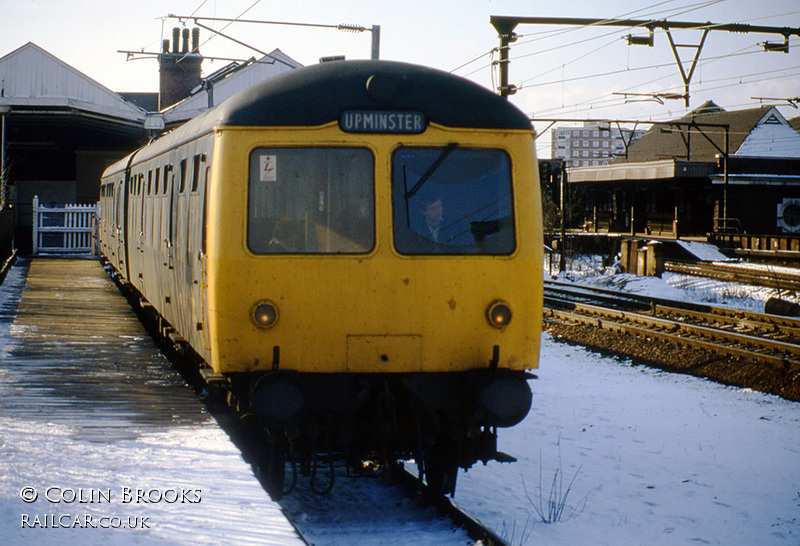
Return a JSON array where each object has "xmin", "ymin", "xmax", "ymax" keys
[
  {"xmin": 338, "ymin": 23, "xmax": 366, "ymax": 33},
  {"xmin": 627, "ymin": 34, "xmax": 654, "ymax": 47},
  {"xmin": 500, "ymin": 84, "xmax": 518, "ymax": 96},
  {"xmin": 763, "ymin": 39, "xmax": 789, "ymax": 53}
]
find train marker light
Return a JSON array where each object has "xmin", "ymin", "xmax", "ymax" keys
[
  {"xmin": 252, "ymin": 301, "xmax": 278, "ymax": 328},
  {"xmin": 487, "ymin": 301, "xmax": 512, "ymax": 328}
]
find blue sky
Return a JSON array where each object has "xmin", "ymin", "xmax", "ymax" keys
[{"xmin": 2, "ymin": 0, "xmax": 799, "ymax": 157}]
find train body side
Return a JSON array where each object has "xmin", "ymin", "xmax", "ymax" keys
[{"xmin": 101, "ymin": 132, "xmax": 215, "ymax": 363}]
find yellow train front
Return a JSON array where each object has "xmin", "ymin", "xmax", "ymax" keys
[{"xmin": 101, "ymin": 60, "xmax": 542, "ymax": 496}]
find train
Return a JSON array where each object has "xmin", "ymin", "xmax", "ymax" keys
[{"xmin": 99, "ymin": 59, "xmax": 543, "ymax": 496}]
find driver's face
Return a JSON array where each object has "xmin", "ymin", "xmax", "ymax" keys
[{"xmin": 423, "ymin": 200, "xmax": 443, "ymax": 227}]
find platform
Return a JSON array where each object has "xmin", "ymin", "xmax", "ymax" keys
[{"xmin": 0, "ymin": 258, "xmax": 304, "ymax": 545}]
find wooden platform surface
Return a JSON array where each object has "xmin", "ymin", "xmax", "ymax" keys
[{"xmin": 0, "ymin": 258, "xmax": 303, "ymax": 544}]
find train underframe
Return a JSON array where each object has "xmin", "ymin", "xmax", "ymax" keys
[{"xmin": 226, "ymin": 367, "xmax": 534, "ymax": 497}]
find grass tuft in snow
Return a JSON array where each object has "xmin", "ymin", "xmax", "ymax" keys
[
  {"xmin": 523, "ymin": 446, "xmax": 587, "ymax": 524},
  {"xmin": 497, "ymin": 517, "xmax": 534, "ymax": 546}
]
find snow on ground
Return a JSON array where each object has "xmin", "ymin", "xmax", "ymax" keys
[
  {"xmin": 2, "ymin": 257, "xmax": 799, "ymax": 545},
  {"xmin": 546, "ymin": 253, "xmax": 797, "ymax": 314},
  {"xmin": 447, "ymin": 254, "xmax": 799, "ymax": 545},
  {"xmin": 0, "ymin": 262, "xmax": 303, "ymax": 545},
  {"xmin": 673, "ymin": 240, "xmax": 732, "ymax": 262},
  {"xmin": 456, "ymin": 334, "xmax": 800, "ymax": 545}
]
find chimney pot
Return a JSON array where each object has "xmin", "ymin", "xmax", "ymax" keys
[{"xmin": 159, "ymin": 28, "xmax": 204, "ymax": 110}]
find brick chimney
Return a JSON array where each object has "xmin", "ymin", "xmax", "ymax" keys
[{"xmin": 159, "ymin": 27, "xmax": 202, "ymax": 110}]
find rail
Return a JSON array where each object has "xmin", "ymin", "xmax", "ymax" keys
[
  {"xmin": 544, "ymin": 280, "xmax": 800, "ymax": 374},
  {"xmin": 32, "ymin": 195, "xmax": 98, "ymax": 256},
  {"xmin": 665, "ymin": 261, "xmax": 800, "ymax": 293}
]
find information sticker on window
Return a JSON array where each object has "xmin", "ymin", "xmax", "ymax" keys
[{"xmin": 260, "ymin": 155, "xmax": 277, "ymax": 182}]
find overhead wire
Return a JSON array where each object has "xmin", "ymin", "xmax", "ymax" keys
[
  {"xmin": 561, "ymin": 42, "xmax": 760, "ymax": 104},
  {"xmin": 521, "ymin": 47, "xmax": 763, "ymax": 92},
  {"xmin": 450, "ymin": 50, "xmax": 494, "ymax": 74},
  {"xmin": 512, "ymin": 0, "xmax": 738, "ymax": 89},
  {"xmin": 511, "ymin": 0, "xmax": 724, "ymax": 53},
  {"xmin": 153, "ymin": 0, "xmax": 209, "ymax": 48},
  {"xmin": 456, "ymin": 0, "xmax": 682, "ymax": 76},
  {"xmin": 512, "ymin": 0, "xmax": 711, "ymax": 46},
  {"xmin": 520, "ymin": 17, "xmax": 799, "ymax": 117},
  {"xmin": 494, "ymin": 0, "xmax": 797, "ymax": 118},
  {"xmin": 532, "ymin": 66, "xmax": 800, "ymax": 122},
  {"xmin": 193, "ymin": 0, "xmax": 264, "ymax": 51},
  {"xmin": 449, "ymin": 0, "xmax": 700, "ymax": 77},
  {"xmin": 457, "ymin": 0, "xmax": 729, "ymax": 81},
  {"xmin": 533, "ymin": 38, "xmax": 799, "ymax": 119},
  {"xmin": 189, "ymin": 0, "xmax": 208, "ymax": 18}
]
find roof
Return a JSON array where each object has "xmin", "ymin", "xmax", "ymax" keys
[
  {"xmin": 620, "ymin": 102, "xmax": 771, "ymax": 163},
  {"xmin": 0, "ymin": 42, "xmax": 146, "ymax": 124},
  {"xmin": 118, "ymin": 92, "xmax": 160, "ymax": 112},
  {"xmin": 569, "ymin": 159, "xmax": 714, "ymax": 183},
  {"xmin": 0, "ymin": 42, "xmax": 149, "ymax": 149},
  {"xmin": 162, "ymin": 49, "xmax": 302, "ymax": 126}
]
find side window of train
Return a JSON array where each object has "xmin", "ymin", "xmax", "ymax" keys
[
  {"xmin": 246, "ymin": 147, "xmax": 375, "ymax": 254},
  {"xmin": 163, "ymin": 165, "xmax": 173, "ymax": 194},
  {"xmin": 179, "ymin": 159, "xmax": 188, "ymax": 193},
  {"xmin": 191, "ymin": 154, "xmax": 204, "ymax": 192},
  {"xmin": 391, "ymin": 147, "xmax": 516, "ymax": 256}
]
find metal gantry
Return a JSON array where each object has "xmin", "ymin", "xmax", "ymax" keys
[{"xmin": 489, "ymin": 16, "xmax": 800, "ymax": 103}]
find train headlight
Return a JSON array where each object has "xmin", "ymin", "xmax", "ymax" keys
[
  {"xmin": 252, "ymin": 301, "xmax": 278, "ymax": 328},
  {"xmin": 487, "ymin": 301, "xmax": 512, "ymax": 328}
]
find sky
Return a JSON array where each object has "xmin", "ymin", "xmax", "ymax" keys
[{"xmin": 1, "ymin": 0, "xmax": 799, "ymax": 158}]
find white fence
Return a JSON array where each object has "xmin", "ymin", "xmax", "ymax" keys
[{"xmin": 32, "ymin": 195, "xmax": 98, "ymax": 256}]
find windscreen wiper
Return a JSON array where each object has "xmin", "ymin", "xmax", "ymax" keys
[{"xmin": 404, "ymin": 143, "xmax": 458, "ymax": 200}]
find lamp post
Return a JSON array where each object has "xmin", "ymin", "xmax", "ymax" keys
[{"xmin": 0, "ymin": 105, "xmax": 9, "ymax": 210}]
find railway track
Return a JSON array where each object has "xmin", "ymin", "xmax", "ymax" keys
[
  {"xmin": 221, "ymin": 408, "xmax": 508, "ymax": 545},
  {"xmin": 544, "ymin": 280, "xmax": 800, "ymax": 374},
  {"xmin": 208, "ymin": 401, "xmax": 507, "ymax": 545},
  {"xmin": 665, "ymin": 261, "xmax": 800, "ymax": 293}
]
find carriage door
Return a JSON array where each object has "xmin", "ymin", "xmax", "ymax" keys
[
  {"xmin": 116, "ymin": 176, "xmax": 129, "ymax": 279},
  {"xmin": 189, "ymin": 151, "xmax": 209, "ymax": 350},
  {"xmin": 139, "ymin": 173, "xmax": 147, "ymax": 252},
  {"xmin": 167, "ymin": 165, "xmax": 176, "ymax": 270}
]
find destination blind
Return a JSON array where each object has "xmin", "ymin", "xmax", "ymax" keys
[{"xmin": 340, "ymin": 111, "xmax": 426, "ymax": 134}]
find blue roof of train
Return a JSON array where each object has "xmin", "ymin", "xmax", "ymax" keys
[
  {"xmin": 104, "ymin": 60, "xmax": 532, "ymax": 176},
  {"xmin": 213, "ymin": 59, "xmax": 532, "ymax": 131}
]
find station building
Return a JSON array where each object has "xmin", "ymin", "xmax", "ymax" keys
[
  {"xmin": 0, "ymin": 30, "xmax": 301, "ymax": 254},
  {"xmin": 566, "ymin": 101, "xmax": 800, "ymax": 245}
]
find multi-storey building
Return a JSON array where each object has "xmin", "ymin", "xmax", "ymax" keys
[{"xmin": 550, "ymin": 121, "xmax": 645, "ymax": 167}]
